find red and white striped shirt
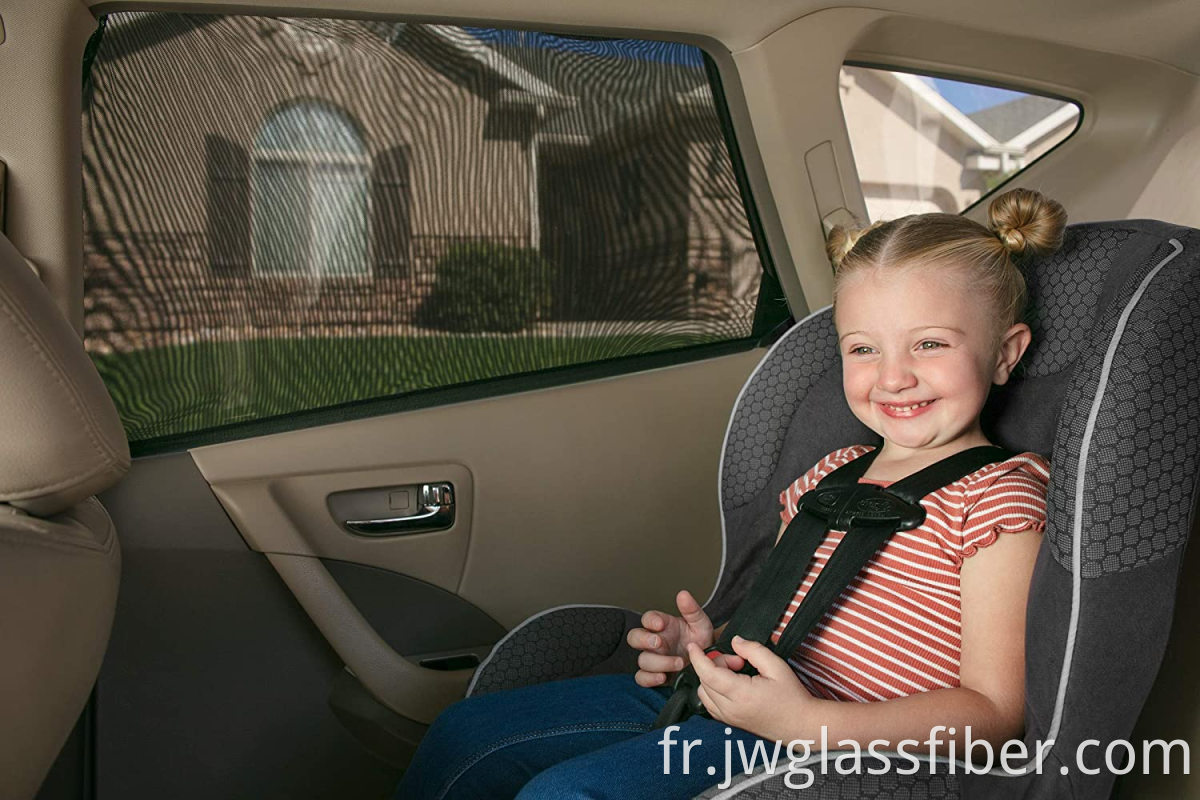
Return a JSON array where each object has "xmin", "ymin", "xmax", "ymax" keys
[{"xmin": 773, "ymin": 445, "xmax": 1050, "ymax": 703}]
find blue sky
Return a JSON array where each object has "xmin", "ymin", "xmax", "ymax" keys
[
  {"xmin": 467, "ymin": 28, "xmax": 1024, "ymax": 113},
  {"xmin": 930, "ymin": 78, "xmax": 1026, "ymax": 113},
  {"xmin": 465, "ymin": 28, "xmax": 704, "ymax": 67}
]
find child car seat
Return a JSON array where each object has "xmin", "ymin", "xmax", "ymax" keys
[{"xmin": 465, "ymin": 220, "xmax": 1200, "ymax": 800}]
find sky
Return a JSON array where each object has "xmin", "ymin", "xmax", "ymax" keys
[
  {"xmin": 467, "ymin": 28, "xmax": 1025, "ymax": 113},
  {"xmin": 930, "ymin": 78, "xmax": 1026, "ymax": 113}
]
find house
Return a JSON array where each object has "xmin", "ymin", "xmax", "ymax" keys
[
  {"xmin": 81, "ymin": 15, "xmax": 1076, "ymax": 355},
  {"xmin": 839, "ymin": 66, "xmax": 1078, "ymax": 220},
  {"xmin": 83, "ymin": 13, "xmax": 761, "ymax": 355}
]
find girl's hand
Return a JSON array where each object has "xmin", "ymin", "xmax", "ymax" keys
[
  {"xmin": 628, "ymin": 590, "xmax": 726, "ymax": 688},
  {"xmin": 686, "ymin": 635, "xmax": 816, "ymax": 741}
]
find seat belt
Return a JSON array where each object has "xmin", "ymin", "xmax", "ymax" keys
[{"xmin": 653, "ymin": 445, "xmax": 1013, "ymax": 729}]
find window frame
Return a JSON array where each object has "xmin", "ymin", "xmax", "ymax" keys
[
  {"xmin": 81, "ymin": 15, "xmax": 793, "ymax": 456},
  {"xmin": 840, "ymin": 59, "xmax": 1084, "ymax": 220}
]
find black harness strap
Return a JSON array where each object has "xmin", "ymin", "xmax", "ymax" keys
[
  {"xmin": 653, "ymin": 445, "xmax": 1013, "ymax": 729},
  {"xmin": 714, "ymin": 449, "xmax": 880, "ymax": 649}
]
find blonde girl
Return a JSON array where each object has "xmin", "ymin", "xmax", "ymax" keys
[{"xmin": 397, "ymin": 188, "xmax": 1066, "ymax": 800}]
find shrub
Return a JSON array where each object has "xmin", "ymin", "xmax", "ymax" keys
[{"xmin": 415, "ymin": 242, "xmax": 554, "ymax": 333}]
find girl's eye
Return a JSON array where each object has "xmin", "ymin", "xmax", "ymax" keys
[
  {"xmin": 849, "ymin": 345, "xmax": 875, "ymax": 355},
  {"xmin": 917, "ymin": 340, "xmax": 945, "ymax": 350}
]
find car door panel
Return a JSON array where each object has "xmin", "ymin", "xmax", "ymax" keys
[
  {"xmin": 191, "ymin": 349, "xmax": 760, "ymax": 631},
  {"xmin": 75, "ymin": 347, "xmax": 759, "ymax": 799},
  {"xmin": 89, "ymin": 452, "xmax": 401, "ymax": 800}
]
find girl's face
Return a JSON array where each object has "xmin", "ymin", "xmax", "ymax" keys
[{"xmin": 834, "ymin": 264, "xmax": 1030, "ymax": 462}]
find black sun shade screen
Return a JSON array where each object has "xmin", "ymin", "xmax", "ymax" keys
[{"xmin": 82, "ymin": 14, "xmax": 783, "ymax": 446}]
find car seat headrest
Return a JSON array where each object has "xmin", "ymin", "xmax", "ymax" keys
[{"xmin": 0, "ymin": 234, "xmax": 129, "ymax": 516}]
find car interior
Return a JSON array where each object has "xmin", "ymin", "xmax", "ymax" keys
[{"xmin": 1, "ymin": 1, "xmax": 1199, "ymax": 799}]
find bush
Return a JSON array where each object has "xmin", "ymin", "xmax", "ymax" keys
[{"xmin": 415, "ymin": 242, "xmax": 554, "ymax": 333}]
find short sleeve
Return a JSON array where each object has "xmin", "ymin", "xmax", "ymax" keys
[
  {"xmin": 958, "ymin": 454, "xmax": 1050, "ymax": 561},
  {"xmin": 778, "ymin": 445, "xmax": 875, "ymax": 526}
]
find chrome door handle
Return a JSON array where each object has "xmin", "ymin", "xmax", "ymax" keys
[{"xmin": 343, "ymin": 483, "xmax": 455, "ymax": 536}]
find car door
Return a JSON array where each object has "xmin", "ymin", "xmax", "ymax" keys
[{"xmin": 40, "ymin": 12, "xmax": 800, "ymax": 799}]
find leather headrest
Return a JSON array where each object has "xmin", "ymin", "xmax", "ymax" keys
[{"xmin": 0, "ymin": 235, "xmax": 129, "ymax": 515}]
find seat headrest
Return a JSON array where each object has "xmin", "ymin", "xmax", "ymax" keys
[{"xmin": 0, "ymin": 234, "xmax": 129, "ymax": 515}]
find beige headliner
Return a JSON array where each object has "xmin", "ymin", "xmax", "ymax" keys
[{"xmin": 88, "ymin": 0, "xmax": 1200, "ymax": 77}]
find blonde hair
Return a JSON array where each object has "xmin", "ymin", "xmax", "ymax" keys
[{"xmin": 827, "ymin": 188, "xmax": 1067, "ymax": 336}]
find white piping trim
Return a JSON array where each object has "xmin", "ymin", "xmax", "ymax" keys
[
  {"xmin": 465, "ymin": 603, "xmax": 632, "ymax": 697},
  {"xmin": 706, "ymin": 236, "xmax": 1189, "ymax": 793},
  {"xmin": 707, "ymin": 304, "xmax": 833, "ymax": 609},
  {"xmin": 1035, "ymin": 237, "xmax": 1185, "ymax": 767}
]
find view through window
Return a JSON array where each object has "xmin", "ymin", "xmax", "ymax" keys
[
  {"xmin": 83, "ymin": 15, "xmax": 778, "ymax": 445},
  {"xmin": 839, "ymin": 66, "xmax": 1080, "ymax": 220}
]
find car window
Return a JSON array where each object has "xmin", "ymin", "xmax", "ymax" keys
[
  {"xmin": 839, "ymin": 65, "xmax": 1080, "ymax": 220},
  {"xmin": 82, "ymin": 14, "xmax": 784, "ymax": 450}
]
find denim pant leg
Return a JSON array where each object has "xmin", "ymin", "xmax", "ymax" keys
[
  {"xmin": 394, "ymin": 674, "xmax": 669, "ymax": 800},
  {"xmin": 515, "ymin": 715, "xmax": 769, "ymax": 800}
]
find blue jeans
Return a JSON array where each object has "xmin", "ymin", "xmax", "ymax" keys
[{"xmin": 393, "ymin": 674, "xmax": 771, "ymax": 799}]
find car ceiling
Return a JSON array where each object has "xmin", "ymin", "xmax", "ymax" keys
[{"xmin": 85, "ymin": 0, "xmax": 1200, "ymax": 76}]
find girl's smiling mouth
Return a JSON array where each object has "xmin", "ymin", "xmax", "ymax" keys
[{"xmin": 877, "ymin": 398, "xmax": 938, "ymax": 418}]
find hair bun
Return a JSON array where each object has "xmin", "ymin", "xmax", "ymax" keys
[
  {"xmin": 826, "ymin": 221, "xmax": 882, "ymax": 269},
  {"xmin": 987, "ymin": 188, "xmax": 1067, "ymax": 256}
]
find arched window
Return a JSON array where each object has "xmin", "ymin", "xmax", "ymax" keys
[{"xmin": 251, "ymin": 101, "xmax": 369, "ymax": 276}]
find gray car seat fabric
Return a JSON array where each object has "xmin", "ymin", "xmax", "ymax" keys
[
  {"xmin": 0, "ymin": 233, "xmax": 129, "ymax": 799},
  {"xmin": 465, "ymin": 220, "xmax": 1200, "ymax": 800}
]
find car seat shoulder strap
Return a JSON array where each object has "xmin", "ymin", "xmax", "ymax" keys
[
  {"xmin": 735, "ymin": 445, "xmax": 1015, "ymax": 660},
  {"xmin": 652, "ymin": 445, "xmax": 1014, "ymax": 729},
  {"xmin": 713, "ymin": 447, "xmax": 882, "ymax": 648}
]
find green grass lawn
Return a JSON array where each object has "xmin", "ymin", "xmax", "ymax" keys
[{"xmin": 91, "ymin": 331, "xmax": 725, "ymax": 442}]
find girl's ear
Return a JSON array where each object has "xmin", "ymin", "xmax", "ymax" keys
[{"xmin": 993, "ymin": 323, "xmax": 1032, "ymax": 385}]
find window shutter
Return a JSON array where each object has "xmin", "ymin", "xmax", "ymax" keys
[
  {"xmin": 205, "ymin": 135, "xmax": 251, "ymax": 274},
  {"xmin": 371, "ymin": 145, "xmax": 411, "ymax": 276}
]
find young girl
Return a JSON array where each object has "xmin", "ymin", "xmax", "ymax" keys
[{"xmin": 394, "ymin": 188, "xmax": 1064, "ymax": 800}]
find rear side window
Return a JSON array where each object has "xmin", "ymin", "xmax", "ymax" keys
[
  {"xmin": 839, "ymin": 65, "xmax": 1079, "ymax": 220},
  {"xmin": 83, "ymin": 14, "xmax": 781, "ymax": 449}
]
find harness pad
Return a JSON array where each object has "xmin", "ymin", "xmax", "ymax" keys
[{"xmin": 797, "ymin": 484, "xmax": 927, "ymax": 531}]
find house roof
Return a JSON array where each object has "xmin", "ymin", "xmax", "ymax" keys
[
  {"xmin": 422, "ymin": 25, "xmax": 568, "ymax": 103},
  {"xmin": 885, "ymin": 71, "xmax": 1004, "ymax": 151},
  {"xmin": 98, "ymin": 15, "xmax": 571, "ymax": 108},
  {"xmin": 482, "ymin": 39, "xmax": 710, "ymax": 143},
  {"xmin": 968, "ymin": 94, "xmax": 1070, "ymax": 142}
]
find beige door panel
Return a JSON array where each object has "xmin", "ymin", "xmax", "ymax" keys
[
  {"xmin": 267, "ymin": 552, "xmax": 471, "ymax": 724},
  {"xmin": 193, "ymin": 351, "xmax": 760, "ymax": 623},
  {"xmin": 209, "ymin": 464, "xmax": 474, "ymax": 594},
  {"xmin": 191, "ymin": 350, "xmax": 762, "ymax": 723}
]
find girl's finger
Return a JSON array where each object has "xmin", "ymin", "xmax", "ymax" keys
[
  {"xmin": 711, "ymin": 653, "xmax": 746, "ymax": 672},
  {"xmin": 638, "ymin": 651, "xmax": 685, "ymax": 674},
  {"xmin": 640, "ymin": 610, "xmax": 668, "ymax": 632},
  {"xmin": 675, "ymin": 590, "xmax": 701, "ymax": 618},
  {"xmin": 626, "ymin": 628, "xmax": 662, "ymax": 651},
  {"xmin": 634, "ymin": 670, "xmax": 668, "ymax": 688},
  {"xmin": 730, "ymin": 635, "xmax": 790, "ymax": 680},
  {"xmin": 687, "ymin": 643, "xmax": 738, "ymax": 697}
]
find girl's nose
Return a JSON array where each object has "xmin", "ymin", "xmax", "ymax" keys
[{"xmin": 876, "ymin": 354, "xmax": 917, "ymax": 393}]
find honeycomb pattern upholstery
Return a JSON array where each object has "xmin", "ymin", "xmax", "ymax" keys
[
  {"xmin": 1020, "ymin": 227, "xmax": 1132, "ymax": 378},
  {"xmin": 1044, "ymin": 236, "xmax": 1200, "ymax": 575},
  {"xmin": 464, "ymin": 220, "xmax": 1200, "ymax": 800},
  {"xmin": 720, "ymin": 313, "xmax": 842, "ymax": 511},
  {"xmin": 467, "ymin": 606, "xmax": 640, "ymax": 697}
]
